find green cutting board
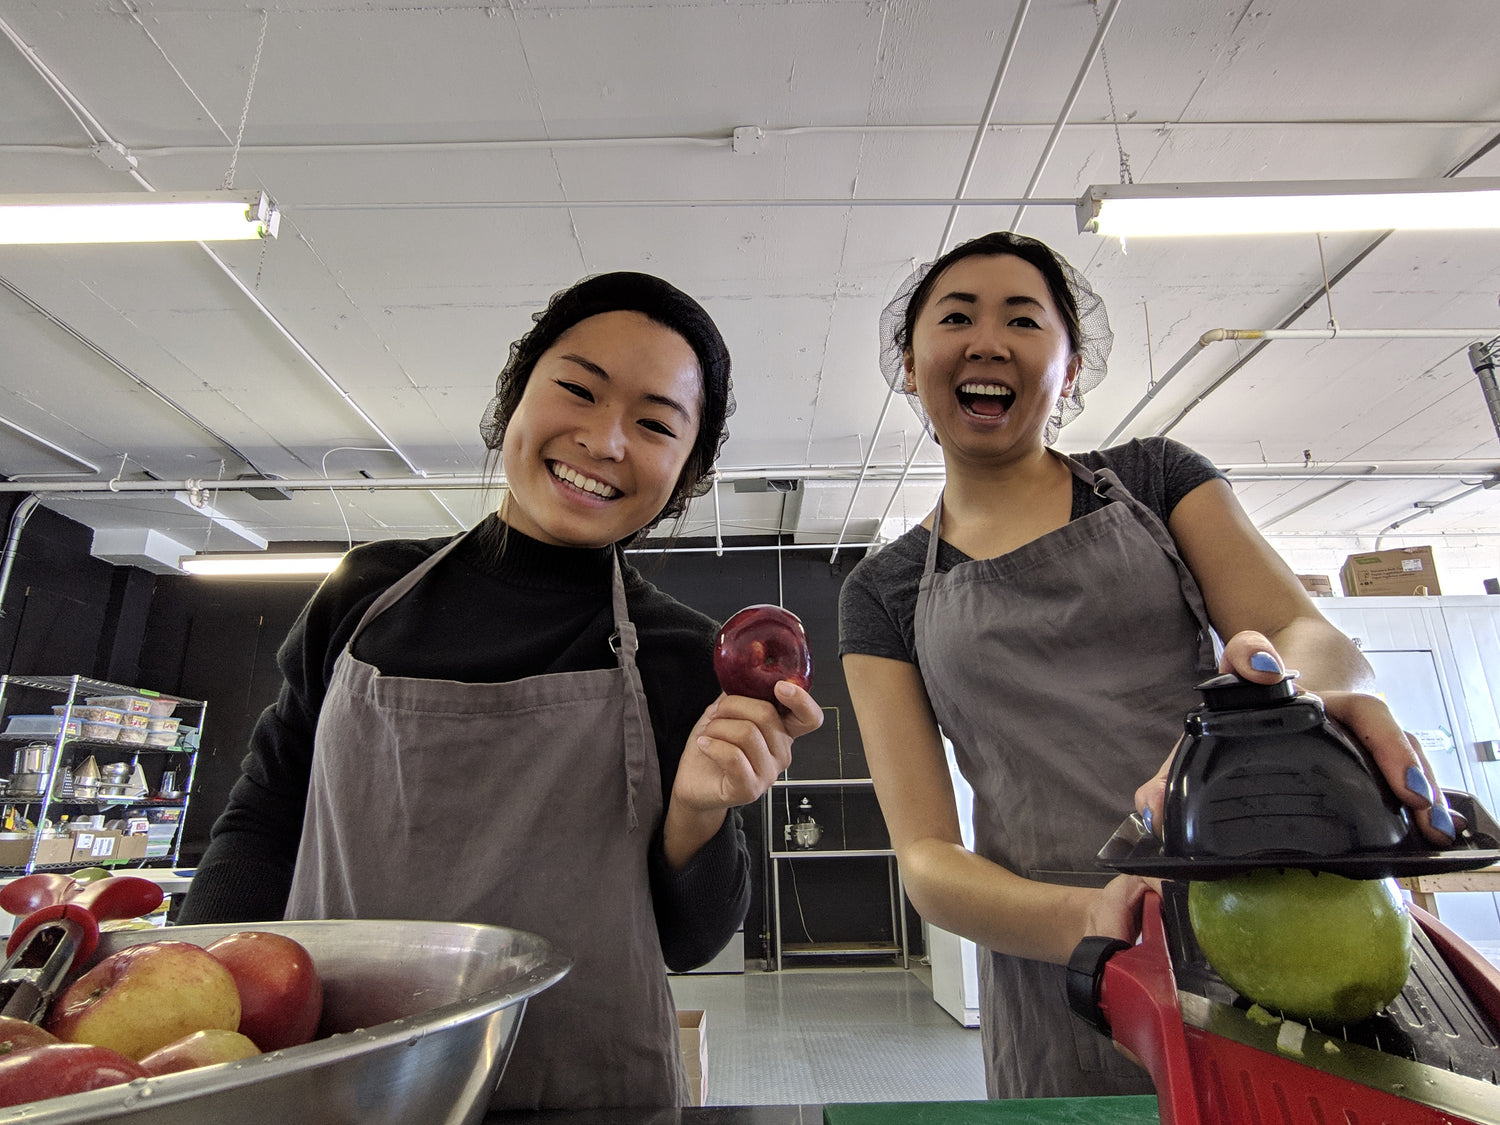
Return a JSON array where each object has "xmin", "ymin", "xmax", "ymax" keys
[{"xmin": 823, "ymin": 1095, "xmax": 1160, "ymax": 1125}]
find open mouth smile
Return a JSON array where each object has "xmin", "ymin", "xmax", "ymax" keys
[
  {"xmin": 956, "ymin": 382, "xmax": 1016, "ymax": 419},
  {"xmin": 549, "ymin": 461, "xmax": 621, "ymax": 499}
]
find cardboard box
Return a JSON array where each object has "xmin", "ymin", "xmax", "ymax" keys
[
  {"xmin": 678, "ymin": 1010, "xmax": 708, "ymax": 1106},
  {"xmin": 1296, "ymin": 573, "xmax": 1335, "ymax": 597},
  {"xmin": 70, "ymin": 829, "xmax": 120, "ymax": 862},
  {"xmin": 1340, "ymin": 547, "xmax": 1441, "ymax": 597},
  {"xmin": 0, "ymin": 833, "xmax": 74, "ymax": 867},
  {"xmin": 113, "ymin": 833, "xmax": 148, "ymax": 862}
]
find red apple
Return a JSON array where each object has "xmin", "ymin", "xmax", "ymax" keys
[
  {"xmin": 0, "ymin": 1015, "xmax": 58, "ymax": 1056},
  {"xmin": 45, "ymin": 940, "xmax": 240, "ymax": 1060},
  {"xmin": 0, "ymin": 1043, "xmax": 146, "ymax": 1107},
  {"xmin": 713, "ymin": 604, "xmax": 813, "ymax": 704},
  {"xmin": 205, "ymin": 931, "xmax": 323, "ymax": 1050},
  {"xmin": 139, "ymin": 1028, "xmax": 261, "ymax": 1076}
]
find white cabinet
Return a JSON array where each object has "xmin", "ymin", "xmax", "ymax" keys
[{"xmin": 1316, "ymin": 596, "xmax": 1500, "ymax": 943}]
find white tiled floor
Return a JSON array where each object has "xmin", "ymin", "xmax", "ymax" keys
[{"xmin": 668, "ymin": 965, "xmax": 986, "ymax": 1107}]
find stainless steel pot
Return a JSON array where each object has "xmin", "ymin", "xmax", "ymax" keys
[
  {"xmin": 12, "ymin": 744, "xmax": 56, "ymax": 773},
  {"xmin": 8, "ymin": 771, "xmax": 48, "ymax": 797}
]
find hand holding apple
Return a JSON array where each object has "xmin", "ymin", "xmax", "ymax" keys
[
  {"xmin": 45, "ymin": 940, "xmax": 240, "ymax": 1060},
  {"xmin": 713, "ymin": 605, "xmax": 813, "ymax": 704},
  {"xmin": 206, "ymin": 931, "xmax": 323, "ymax": 1050},
  {"xmin": 0, "ymin": 1043, "xmax": 145, "ymax": 1107}
]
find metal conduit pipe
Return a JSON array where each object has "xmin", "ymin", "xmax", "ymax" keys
[
  {"xmin": 0, "ymin": 462, "xmax": 1495, "ymax": 498},
  {"xmin": 1008, "ymin": 0, "xmax": 1123, "ymax": 234},
  {"xmin": 830, "ymin": 0, "xmax": 1035, "ymax": 564},
  {"xmin": 1, "ymin": 15, "xmax": 459, "ymax": 529},
  {"xmin": 1104, "ymin": 326, "xmax": 1500, "ymax": 446},
  {"xmin": 1374, "ymin": 476, "xmax": 1500, "ymax": 546},
  {"xmin": 0, "ymin": 413, "xmax": 98, "ymax": 477},
  {"xmin": 0, "ymin": 495, "xmax": 40, "ymax": 620},
  {"xmin": 711, "ymin": 472, "xmax": 724, "ymax": 558},
  {"xmin": 1470, "ymin": 338, "xmax": 1500, "ymax": 443}
]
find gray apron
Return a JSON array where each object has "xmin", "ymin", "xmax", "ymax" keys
[
  {"xmin": 285, "ymin": 529, "xmax": 687, "ymax": 1110},
  {"xmin": 914, "ymin": 454, "xmax": 1217, "ymax": 1099}
]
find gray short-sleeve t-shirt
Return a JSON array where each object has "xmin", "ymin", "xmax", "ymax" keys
[{"xmin": 837, "ymin": 437, "xmax": 1225, "ymax": 667}]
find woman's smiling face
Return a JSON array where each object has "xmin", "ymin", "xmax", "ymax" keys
[
  {"xmin": 904, "ymin": 253, "xmax": 1081, "ymax": 464},
  {"xmin": 500, "ymin": 310, "xmax": 703, "ymax": 548}
]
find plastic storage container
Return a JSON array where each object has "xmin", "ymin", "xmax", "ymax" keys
[
  {"xmin": 79, "ymin": 720, "xmax": 122, "ymax": 742},
  {"xmin": 85, "ymin": 695, "xmax": 152, "ymax": 715},
  {"xmin": 145, "ymin": 716, "xmax": 180, "ymax": 733},
  {"xmin": 51, "ymin": 705, "xmax": 123, "ymax": 724},
  {"xmin": 118, "ymin": 711, "xmax": 149, "ymax": 731},
  {"xmin": 4, "ymin": 715, "xmax": 81, "ymax": 738}
]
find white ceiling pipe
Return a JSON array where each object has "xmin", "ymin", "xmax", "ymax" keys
[
  {"xmin": 830, "ymin": 0, "xmax": 1036, "ymax": 565},
  {"xmin": 869, "ymin": 432, "xmax": 932, "ymax": 545},
  {"xmin": 1104, "ymin": 327, "xmax": 1500, "ymax": 446},
  {"xmin": 1, "ymin": 16, "xmax": 460, "ymax": 530},
  {"xmin": 0, "ymin": 414, "xmax": 98, "ymax": 476},
  {"xmin": 711, "ymin": 472, "xmax": 724, "ymax": 558},
  {"xmin": 5, "ymin": 461, "xmax": 1500, "ymax": 497},
  {"xmin": 1008, "ymin": 0, "xmax": 1123, "ymax": 234}
]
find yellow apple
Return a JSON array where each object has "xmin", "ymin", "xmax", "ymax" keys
[
  {"xmin": 138, "ymin": 1028, "xmax": 262, "ymax": 1076},
  {"xmin": 45, "ymin": 940, "xmax": 241, "ymax": 1060},
  {"xmin": 1188, "ymin": 868, "xmax": 1411, "ymax": 1025}
]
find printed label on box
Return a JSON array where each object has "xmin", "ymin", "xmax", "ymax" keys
[
  {"xmin": 91, "ymin": 835, "xmax": 116, "ymax": 857},
  {"xmin": 1403, "ymin": 560, "xmax": 1423, "ymax": 572}
]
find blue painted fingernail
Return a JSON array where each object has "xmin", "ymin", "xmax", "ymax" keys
[
  {"xmin": 1429, "ymin": 802, "xmax": 1455, "ymax": 840},
  {"xmin": 1405, "ymin": 766, "xmax": 1434, "ymax": 804},
  {"xmin": 1249, "ymin": 651, "xmax": 1282, "ymax": 674},
  {"xmin": 1141, "ymin": 807, "xmax": 1154, "ymax": 834}
]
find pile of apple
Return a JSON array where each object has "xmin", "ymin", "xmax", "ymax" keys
[{"xmin": 0, "ymin": 930, "xmax": 323, "ymax": 1107}]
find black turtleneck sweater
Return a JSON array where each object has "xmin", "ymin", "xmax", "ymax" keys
[{"xmin": 178, "ymin": 515, "xmax": 746, "ymax": 972}]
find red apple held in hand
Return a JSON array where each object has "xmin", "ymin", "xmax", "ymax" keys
[
  {"xmin": 0, "ymin": 1015, "xmax": 58, "ymax": 1057},
  {"xmin": 139, "ymin": 1028, "xmax": 261, "ymax": 1076},
  {"xmin": 714, "ymin": 604, "xmax": 813, "ymax": 704},
  {"xmin": 205, "ymin": 931, "xmax": 323, "ymax": 1051},
  {"xmin": 0, "ymin": 1043, "xmax": 146, "ymax": 1107},
  {"xmin": 45, "ymin": 940, "xmax": 241, "ymax": 1060}
]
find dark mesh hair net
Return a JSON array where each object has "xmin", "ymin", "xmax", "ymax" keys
[{"xmin": 480, "ymin": 271, "xmax": 734, "ymax": 527}]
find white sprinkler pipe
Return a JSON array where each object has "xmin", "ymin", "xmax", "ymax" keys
[{"xmin": 1104, "ymin": 327, "xmax": 1500, "ymax": 446}]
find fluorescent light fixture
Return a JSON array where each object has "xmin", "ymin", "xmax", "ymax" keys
[
  {"xmin": 1078, "ymin": 178, "xmax": 1500, "ymax": 237},
  {"xmin": 0, "ymin": 191, "xmax": 280, "ymax": 245},
  {"xmin": 180, "ymin": 552, "xmax": 344, "ymax": 578}
]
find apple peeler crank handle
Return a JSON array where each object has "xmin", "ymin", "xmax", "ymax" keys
[{"xmin": 0, "ymin": 919, "xmax": 86, "ymax": 1023}]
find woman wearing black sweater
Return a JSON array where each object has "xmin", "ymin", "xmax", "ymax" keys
[{"xmin": 180, "ymin": 272, "xmax": 823, "ymax": 1111}]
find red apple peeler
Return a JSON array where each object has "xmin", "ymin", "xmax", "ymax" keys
[{"xmin": 0, "ymin": 873, "xmax": 164, "ymax": 1024}]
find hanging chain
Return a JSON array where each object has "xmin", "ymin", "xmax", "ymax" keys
[
  {"xmin": 1094, "ymin": 0, "xmax": 1133, "ymax": 185},
  {"xmin": 223, "ymin": 10, "xmax": 269, "ymax": 190}
]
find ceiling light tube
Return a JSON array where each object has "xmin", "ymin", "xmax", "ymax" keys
[
  {"xmin": 1078, "ymin": 178, "xmax": 1500, "ymax": 237},
  {"xmin": 180, "ymin": 552, "xmax": 343, "ymax": 578},
  {"xmin": 0, "ymin": 191, "xmax": 279, "ymax": 244}
]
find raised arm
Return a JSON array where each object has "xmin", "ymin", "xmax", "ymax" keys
[
  {"xmin": 843, "ymin": 653, "xmax": 1150, "ymax": 964},
  {"xmin": 1146, "ymin": 477, "xmax": 1454, "ymax": 842}
]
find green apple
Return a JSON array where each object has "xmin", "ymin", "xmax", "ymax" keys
[{"xmin": 1188, "ymin": 868, "xmax": 1411, "ymax": 1024}]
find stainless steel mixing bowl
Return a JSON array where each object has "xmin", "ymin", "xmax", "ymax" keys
[{"xmin": 1, "ymin": 918, "xmax": 571, "ymax": 1125}]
